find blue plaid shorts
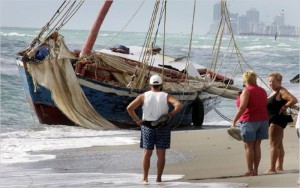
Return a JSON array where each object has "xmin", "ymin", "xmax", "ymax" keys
[{"xmin": 140, "ymin": 125, "xmax": 171, "ymax": 150}]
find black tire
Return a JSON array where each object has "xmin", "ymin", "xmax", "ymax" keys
[{"xmin": 192, "ymin": 97, "xmax": 204, "ymax": 126}]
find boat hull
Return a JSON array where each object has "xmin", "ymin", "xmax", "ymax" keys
[{"xmin": 17, "ymin": 60, "xmax": 222, "ymax": 128}]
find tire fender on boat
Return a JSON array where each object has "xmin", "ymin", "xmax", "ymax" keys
[{"xmin": 192, "ymin": 97, "xmax": 204, "ymax": 126}]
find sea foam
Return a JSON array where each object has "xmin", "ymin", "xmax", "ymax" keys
[{"xmin": 0, "ymin": 125, "xmax": 139, "ymax": 164}]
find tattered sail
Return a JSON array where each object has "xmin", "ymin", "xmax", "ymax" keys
[{"xmin": 27, "ymin": 34, "xmax": 117, "ymax": 129}]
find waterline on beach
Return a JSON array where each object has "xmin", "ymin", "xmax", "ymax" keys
[
  {"xmin": 0, "ymin": 125, "xmax": 139, "ymax": 164},
  {"xmin": 0, "ymin": 122, "xmax": 233, "ymax": 164},
  {"xmin": 0, "ymin": 167, "xmax": 248, "ymax": 188}
]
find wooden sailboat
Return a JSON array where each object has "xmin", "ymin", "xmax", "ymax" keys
[{"xmin": 17, "ymin": 0, "xmax": 241, "ymax": 129}]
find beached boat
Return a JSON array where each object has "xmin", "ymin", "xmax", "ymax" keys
[{"xmin": 17, "ymin": 0, "xmax": 241, "ymax": 129}]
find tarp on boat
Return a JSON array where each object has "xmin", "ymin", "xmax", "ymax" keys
[{"xmin": 27, "ymin": 34, "xmax": 117, "ymax": 129}]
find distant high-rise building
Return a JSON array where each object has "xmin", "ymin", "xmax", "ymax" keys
[
  {"xmin": 213, "ymin": 2, "xmax": 221, "ymax": 22},
  {"xmin": 245, "ymin": 9, "xmax": 259, "ymax": 33},
  {"xmin": 229, "ymin": 13, "xmax": 239, "ymax": 34},
  {"xmin": 209, "ymin": 2, "xmax": 222, "ymax": 34},
  {"xmin": 272, "ymin": 13, "xmax": 285, "ymax": 26},
  {"xmin": 246, "ymin": 9, "xmax": 259, "ymax": 24},
  {"xmin": 238, "ymin": 15, "xmax": 247, "ymax": 34},
  {"xmin": 210, "ymin": 2, "xmax": 239, "ymax": 34}
]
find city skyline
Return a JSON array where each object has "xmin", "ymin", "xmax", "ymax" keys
[
  {"xmin": 210, "ymin": 3, "xmax": 299, "ymax": 36},
  {"xmin": 1, "ymin": 0, "xmax": 300, "ymax": 35}
]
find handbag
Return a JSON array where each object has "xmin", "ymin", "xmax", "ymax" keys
[{"xmin": 282, "ymin": 114, "xmax": 293, "ymax": 123}]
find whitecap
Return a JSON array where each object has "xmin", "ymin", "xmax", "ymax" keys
[
  {"xmin": 244, "ymin": 45, "xmax": 271, "ymax": 50},
  {"xmin": 0, "ymin": 31, "xmax": 36, "ymax": 37}
]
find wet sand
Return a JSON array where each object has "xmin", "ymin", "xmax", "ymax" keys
[{"xmin": 1, "ymin": 123, "xmax": 299, "ymax": 187}]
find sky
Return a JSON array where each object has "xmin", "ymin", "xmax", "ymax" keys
[{"xmin": 0, "ymin": 0, "xmax": 300, "ymax": 35}]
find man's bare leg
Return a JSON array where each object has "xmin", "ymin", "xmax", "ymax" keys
[
  {"xmin": 156, "ymin": 149, "xmax": 166, "ymax": 182},
  {"xmin": 142, "ymin": 149, "xmax": 153, "ymax": 183}
]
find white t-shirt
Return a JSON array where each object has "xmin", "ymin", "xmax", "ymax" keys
[{"xmin": 142, "ymin": 91, "xmax": 169, "ymax": 121}]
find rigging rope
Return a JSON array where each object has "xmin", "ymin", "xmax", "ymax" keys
[
  {"xmin": 133, "ymin": 0, "xmax": 161, "ymax": 89},
  {"xmin": 44, "ymin": 0, "xmax": 74, "ymax": 36},
  {"xmin": 103, "ymin": 0, "xmax": 147, "ymax": 49},
  {"xmin": 185, "ymin": 0, "xmax": 197, "ymax": 77},
  {"xmin": 161, "ymin": 0, "xmax": 167, "ymax": 81},
  {"xmin": 57, "ymin": 0, "xmax": 85, "ymax": 30},
  {"xmin": 18, "ymin": 0, "xmax": 85, "ymax": 56},
  {"xmin": 207, "ymin": 0, "xmax": 271, "ymax": 122},
  {"xmin": 214, "ymin": 108, "xmax": 232, "ymax": 122},
  {"xmin": 172, "ymin": 0, "xmax": 198, "ymax": 128},
  {"xmin": 18, "ymin": 0, "xmax": 68, "ymax": 54},
  {"xmin": 221, "ymin": 0, "xmax": 269, "ymax": 89},
  {"xmin": 47, "ymin": 0, "xmax": 84, "ymax": 35}
]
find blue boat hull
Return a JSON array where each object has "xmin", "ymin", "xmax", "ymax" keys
[{"xmin": 17, "ymin": 61, "xmax": 222, "ymax": 128}]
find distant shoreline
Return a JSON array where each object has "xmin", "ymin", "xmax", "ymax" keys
[
  {"xmin": 239, "ymin": 32, "xmax": 299, "ymax": 38},
  {"xmin": 207, "ymin": 31, "xmax": 299, "ymax": 38},
  {"xmin": 2, "ymin": 26, "xmax": 300, "ymax": 38}
]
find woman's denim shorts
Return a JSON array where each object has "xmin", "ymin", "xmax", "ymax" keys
[{"xmin": 239, "ymin": 120, "xmax": 269, "ymax": 141}]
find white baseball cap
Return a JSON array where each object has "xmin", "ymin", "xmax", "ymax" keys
[{"xmin": 149, "ymin": 75, "xmax": 162, "ymax": 85}]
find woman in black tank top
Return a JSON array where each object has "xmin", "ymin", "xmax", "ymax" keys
[
  {"xmin": 264, "ymin": 72, "xmax": 298, "ymax": 174},
  {"xmin": 267, "ymin": 90, "xmax": 289, "ymax": 129}
]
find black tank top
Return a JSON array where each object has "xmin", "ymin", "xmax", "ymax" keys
[{"xmin": 267, "ymin": 90, "xmax": 287, "ymax": 119}]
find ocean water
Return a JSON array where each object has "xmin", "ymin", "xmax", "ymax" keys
[{"xmin": 0, "ymin": 27, "xmax": 299, "ymax": 187}]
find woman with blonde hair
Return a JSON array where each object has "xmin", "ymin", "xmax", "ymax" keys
[
  {"xmin": 231, "ymin": 70, "xmax": 269, "ymax": 176},
  {"xmin": 264, "ymin": 72, "xmax": 298, "ymax": 174}
]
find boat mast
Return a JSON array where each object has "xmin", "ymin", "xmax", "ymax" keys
[{"xmin": 81, "ymin": 0, "xmax": 113, "ymax": 56}]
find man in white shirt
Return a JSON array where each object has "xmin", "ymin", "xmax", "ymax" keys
[{"xmin": 127, "ymin": 74, "xmax": 183, "ymax": 183}]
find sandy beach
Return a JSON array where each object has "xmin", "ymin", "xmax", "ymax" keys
[
  {"xmin": 1, "ymin": 123, "xmax": 299, "ymax": 187},
  {"xmin": 168, "ymin": 125, "xmax": 299, "ymax": 187}
]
